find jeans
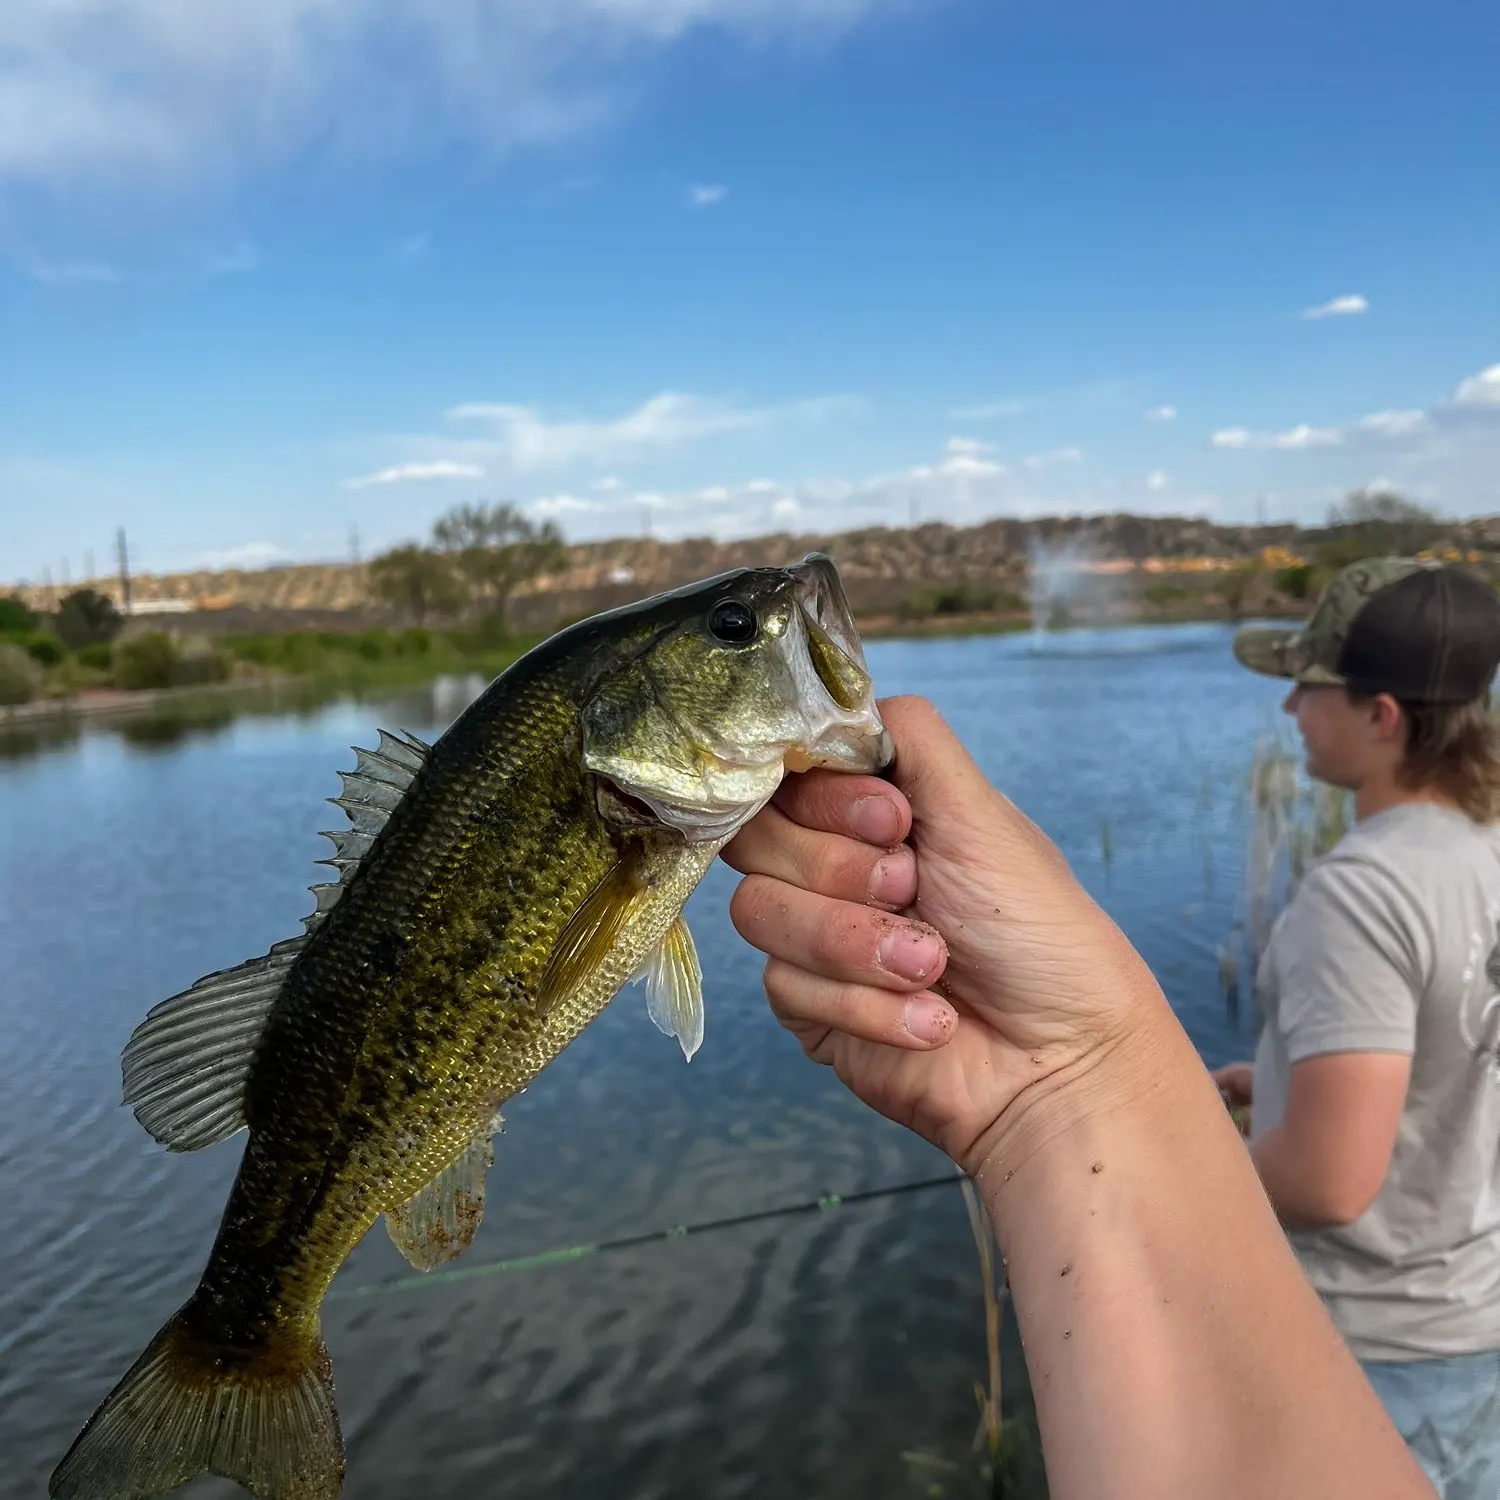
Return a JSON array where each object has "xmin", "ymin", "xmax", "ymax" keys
[{"xmin": 1361, "ymin": 1351, "xmax": 1500, "ymax": 1499}]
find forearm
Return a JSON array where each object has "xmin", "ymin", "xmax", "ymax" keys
[
  {"xmin": 973, "ymin": 1003, "xmax": 1430, "ymax": 1500},
  {"xmin": 1250, "ymin": 1126, "xmax": 1353, "ymax": 1230}
]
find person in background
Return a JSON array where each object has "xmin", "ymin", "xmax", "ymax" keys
[
  {"xmin": 722, "ymin": 693, "xmax": 1436, "ymax": 1500},
  {"xmin": 1212, "ymin": 556, "xmax": 1500, "ymax": 1496}
]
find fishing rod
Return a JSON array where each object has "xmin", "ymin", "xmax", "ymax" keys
[{"xmin": 332, "ymin": 1168, "xmax": 968, "ymax": 1300}]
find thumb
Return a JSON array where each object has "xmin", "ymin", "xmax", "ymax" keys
[{"xmin": 879, "ymin": 695, "xmax": 1069, "ymax": 874}]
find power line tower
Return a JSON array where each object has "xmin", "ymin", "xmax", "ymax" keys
[{"xmin": 117, "ymin": 527, "xmax": 132, "ymax": 615}]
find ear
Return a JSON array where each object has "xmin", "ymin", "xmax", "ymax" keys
[{"xmin": 1369, "ymin": 693, "xmax": 1405, "ymax": 743}]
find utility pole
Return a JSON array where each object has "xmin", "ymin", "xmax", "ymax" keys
[
  {"xmin": 349, "ymin": 523, "xmax": 361, "ymax": 569},
  {"xmin": 117, "ymin": 527, "xmax": 132, "ymax": 615}
]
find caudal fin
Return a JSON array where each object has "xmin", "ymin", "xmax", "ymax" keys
[{"xmin": 49, "ymin": 1304, "xmax": 345, "ymax": 1500}]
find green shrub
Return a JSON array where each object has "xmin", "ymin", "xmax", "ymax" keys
[
  {"xmin": 0, "ymin": 642, "xmax": 42, "ymax": 705},
  {"xmin": 0, "ymin": 595, "xmax": 37, "ymax": 632},
  {"xmin": 0, "ymin": 629, "xmax": 67, "ymax": 666},
  {"xmin": 75, "ymin": 642, "xmax": 114, "ymax": 670},
  {"xmin": 113, "ymin": 633, "xmax": 179, "ymax": 690}
]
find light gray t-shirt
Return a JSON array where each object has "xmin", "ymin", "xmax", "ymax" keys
[{"xmin": 1251, "ymin": 801, "xmax": 1500, "ymax": 1362}]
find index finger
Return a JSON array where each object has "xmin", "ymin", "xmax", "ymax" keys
[{"xmin": 772, "ymin": 769, "xmax": 912, "ymax": 848}]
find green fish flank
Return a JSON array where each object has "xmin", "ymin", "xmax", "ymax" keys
[{"xmin": 49, "ymin": 553, "xmax": 892, "ymax": 1500}]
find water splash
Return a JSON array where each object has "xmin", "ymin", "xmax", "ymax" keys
[{"xmin": 1025, "ymin": 536, "xmax": 1125, "ymax": 637}]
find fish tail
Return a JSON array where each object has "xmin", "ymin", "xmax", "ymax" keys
[{"xmin": 49, "ymin": 1300, "xmax": 344, "ymax": 1500}]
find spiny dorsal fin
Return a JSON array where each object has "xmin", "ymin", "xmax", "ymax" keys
[
  {"xmin": 303, "ymin": 728, "xmax": 430, "ymax": 935},
  {"xmin": 122, "ymin": 936, "xmax": 307, "ymax": 1152},
  {"xmin": 385, "ymin": 1116, "xmax": 501, "ymax": 1272},
  {"xmin": 638, "ymin": 915, "xmax": 705, "ymax": 1062}
]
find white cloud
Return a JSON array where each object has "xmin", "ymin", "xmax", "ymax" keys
[
  {"xmin": 440, "ymin": 390, "xmax": 854, "ymax": 471},
  {"xmin": 1301, "ymin": 294, "xmax": 1369, "ymax": 320},
  {"xmin": 1146, "ymin": 470, "xmax": 1168, "ymax": 490},
  {"xmin": 29, "ymin": 261, "xmax": 120, "ymax": 285},
  {"xmin": 196, "ymin": 541, "xmax": 288, "ymax": 569},
  {"xmin": 393, "ymin": 232, "xmax": 433, "ymax": 264},
  {"xmin": 1212, "ymin": 424, "xmax": 1343, "ymax": 451},
  {"xmin": 0, "ymin": 1, "xmax": 883, "ymax": 189},
  {"xmin": 206, "ymin": 240, "xmax": 259, "ymax": 275},
  {"xmin": 1454, "ymin": 364, "xmax": 1500, "ymax": 408},
  {"xmin": 947, "ymin": 398, "xmax": 1032, "ymax": 421},
  {"xmin": 593, "ymin": 474, "xmax": 627, "ymax": 492},
  {"xmin": 770, "ymin": 496, "xmax": 800, "ymax": 519},
  {"xmin": 343, "ymin": 459, "xmax": 484, "ymax": 489},
  {"xmin": 945, "ymin": 436, "xmax": 995, "ymax": 458},
  {"xmin": 688, "ymin": 183, "xmax": 727, "ymax": 206},
  {"xmin": 1022, "ymin": 447, "xmax": 1082, "ymax": 469},
  {"xmin": 1144, "ymin": 405, "xmax": 1177, "ymax": 422},
  {"xmin": 1357, "ymin": 409, "xmax": 1428, "ymax": 437}
]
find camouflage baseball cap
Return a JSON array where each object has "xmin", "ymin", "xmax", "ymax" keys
[{"xmin": 1234, "ymin": 556, "xmax": 1500, "ymax": 703}]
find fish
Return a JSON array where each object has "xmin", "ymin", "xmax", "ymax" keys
[{"xmin": 49, "ymin": 552, "xmax": 891, "ymax": 1500}]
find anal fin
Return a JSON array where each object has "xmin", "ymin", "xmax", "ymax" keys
[
  {"xmin": 640, "ymin": 915, "xmax": 705, "ymax": 1062},
  {"xmin": 385, "ymin": 1122, "xmax": 498, "ymax": 1272}
]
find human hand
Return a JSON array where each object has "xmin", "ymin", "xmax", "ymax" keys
[
  {"xmin": 723, "ymin": 695, "xmax": 1173, "ymax": 1175},
  {"xmin": 1212, "ymin": 1063, "xmax": 1254, "ymax": 1136}
]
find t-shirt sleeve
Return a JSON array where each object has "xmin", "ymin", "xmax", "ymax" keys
[{"xmin": 1273, "ymin": 857, "xmax": 1427, "ymax": 1063}]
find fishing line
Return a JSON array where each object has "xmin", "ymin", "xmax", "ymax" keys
[{"xmin": 331, "ymin": 1169, "xmax": 967, "ymax": 1301}]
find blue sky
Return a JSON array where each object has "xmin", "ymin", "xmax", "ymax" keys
[{"xmin": 2, "ymin": 0, "xmax": 1497, "ymax": 583}]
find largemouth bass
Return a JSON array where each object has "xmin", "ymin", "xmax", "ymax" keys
[{"xmin": 51, "ymin": 553, "xmax": 890, "ymax": 1500}]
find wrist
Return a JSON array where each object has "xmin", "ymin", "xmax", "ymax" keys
[{"xmin": 964, "ymin": 986, "xmax": 1188, "ymax": 1186}]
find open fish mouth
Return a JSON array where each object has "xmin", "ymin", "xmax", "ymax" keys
[{"xmin": 783, "ymin": 552, "xmax": 894, "ymax": 774}]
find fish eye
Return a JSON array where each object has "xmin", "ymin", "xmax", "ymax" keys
[{"xmin": 707, "ymin": 598, "xmax": 758, "ymax": 645}]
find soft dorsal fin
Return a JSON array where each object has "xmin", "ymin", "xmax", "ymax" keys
[
  {"xmin": 121, "ymin": 726, "xmax": 431, "ymax": 1153},
  {"xmin": 303, "ymin": 728, "xmax": 430, "ymax": 935}
]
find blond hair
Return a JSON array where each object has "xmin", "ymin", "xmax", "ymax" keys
[{"xmin": 1369, "ymin": 694, "xmax": 1500, "ymax": 824}]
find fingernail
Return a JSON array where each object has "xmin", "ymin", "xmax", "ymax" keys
[
  {"xmin": 878, "ymin": 926, "xmax": 943, "ymax": 981},
  {"xmin": 903, "ymin": 995, "xmax": 954, "ymax": 1044},
  {"xmin": 849, "ymin": 794, "xmax": 901, "ymax": 845},
  {"xmin": 868, "ymin": 850, "xmax": 917, "ymax": 906}
]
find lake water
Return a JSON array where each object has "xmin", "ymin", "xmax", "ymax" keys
[{"xmin": 0, "ymin": 623, "xmax": 1292, "ymax": 1500}]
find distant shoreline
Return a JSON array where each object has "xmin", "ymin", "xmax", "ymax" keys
[{"xmin": 1, "ymin": 607, "xmax": 1301, "ymax": 728}]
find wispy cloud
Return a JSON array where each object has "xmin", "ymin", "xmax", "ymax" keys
[
  {"xmin": 1212, "ymin": 424, "xmax": 1343, "ymax": 450},
  {"xmin": 1144, "ymin": 405, "xmax": 1177, "ymax": 422},
  {"xmin": 438, "ymin": 390, "xmax": 857, "ymax": 472},
  {"xmin": 393, "ymin": 232, "xmax": 433, "ymax": 264},
  {"xmin": 687, "ymin": 183, "xmax": 727, "ymax": 207},
  {"xmin": 1146, "ymin": 470, "xmax": 1168, "ymax": 490},
  {"xmin": 518, "ymin": 435, "xmax": 1189, "ymax": 546},
  {"xmin": 1357, "ymin": 409, "xmax": 1428, "ymax": 437},
  {"xmin": 1023, "ymin": 447, "xmax": 1083, "ymax": 469},
  {"xmin": 0, "ymin": 2, "xmax": 884, "ymax": 190},
  {"xmin": 196, "ymin": 541, "xmax": 288, "ymax": 569},
  {"xmin": 1301, "ymin": 293, "xmax": 1369, "ymax": 320},
  {"xmin": 29, "ymin": 261, "xmax": 120, "ymax": 285},
  {"xmin": 1454, "ymin": 363, "xmax": 1500, "ymax": 408},
  {"xmin": 947, "ymin": 398, "xmax": 1033, "ymax": 421},
  {"xmin": 206, "ymin": 241, "xmax": 259, "ymax": 276},
  {"xmin": 343, "ymin": 460, "xmax": 484, "ymax": 490}
]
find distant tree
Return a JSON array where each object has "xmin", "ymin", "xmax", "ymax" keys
[
  {"xmin": 367, "ymin": 545, "xmax": 468, "ymax": 625},
  {"xmin": 54, "ymin": 588, "xmax": 123, "ymax": 649},
  {"xmin": 0, "ymin": 594, "xmax": 37, "ymax": 632},
  {"xmin": 1316, "ymin": 488, "xmax": 1446, "ymax": 570},
  {"xmin": 430, "ymin": 501, "xmax": 567, "ymax": 630}
]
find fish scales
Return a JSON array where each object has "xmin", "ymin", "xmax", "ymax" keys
[{"xmin": 49, "ymin": 553, "xmax": 892, "ymax": 1500}]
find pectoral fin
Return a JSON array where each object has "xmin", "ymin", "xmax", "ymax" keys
[
  {"xmin": 535, "ymin": 853, "xmax": 647, "ymax": 1018},
  {"xmin": 385, "ymin": 1120, "xmax": 500, "ymax": 1272},
  {"xmin": 640, "ymin": 915, "xmax": 705, "ymax": 1062}
]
